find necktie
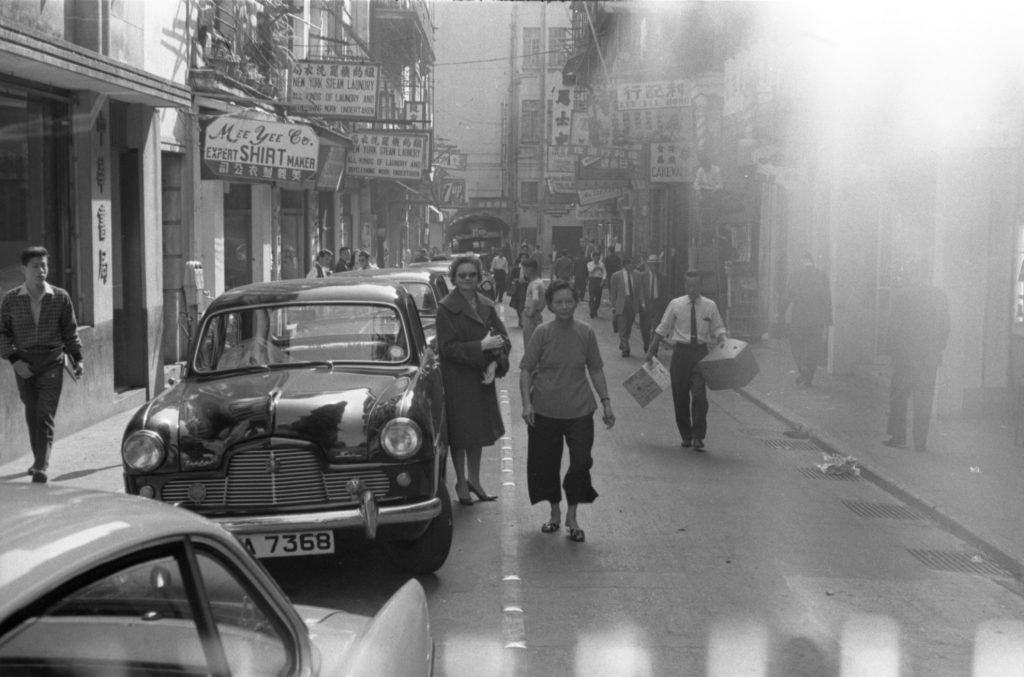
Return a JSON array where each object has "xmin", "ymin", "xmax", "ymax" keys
[{"xmin": 690, "ymin": 299, "xmax": 698, "ymax": 345}]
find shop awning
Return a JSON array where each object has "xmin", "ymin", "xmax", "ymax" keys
[{"xmin": 0, "ymin": 23, "xmax": 190, "ymax": 107}]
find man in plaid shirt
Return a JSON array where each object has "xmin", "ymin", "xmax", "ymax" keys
[{"xmin": 1, "ymin": 246, "xmax": 83, "ymax": 483}]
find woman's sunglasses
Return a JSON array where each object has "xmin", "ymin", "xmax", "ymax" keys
[{"xmin": 457, "ymin": 271, "xmax": 479, "ymax": 279}]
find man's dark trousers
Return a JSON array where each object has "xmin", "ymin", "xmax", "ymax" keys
[
  {"xmin": 670, "ymin": 343, "xmax": 709, "ymax": 441},
  {"xmin": 588, "ymin": 278, "xmax": 603, "ymax": 318},
  {"xmin": 16, "ymin": 363, "xmax": 64, "ymax": 472},
  {"xmin": 618, "ymin": 297, "xmax": 637, "ymax": 354},
  {"xmin": 790, "ymin": 322, "xmax": 826, "ymax": 384},
  {"xmin": 887, "ymin": 360, "xmax": 937, "ymax": 449}
]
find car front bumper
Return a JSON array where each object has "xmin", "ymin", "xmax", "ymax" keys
[{"xmin": 214, "ymin": 495, "xmax": 443, "ymax": 540}]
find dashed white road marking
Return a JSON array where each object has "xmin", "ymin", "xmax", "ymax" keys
[{"xmin": 498, "ymin": 388, "xmax": 526, "ymax": 676}]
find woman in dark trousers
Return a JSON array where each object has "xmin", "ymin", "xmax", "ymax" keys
[
  {"xmin": 436, "ymin": 255, "xmax": 511, "ymax": 505},
  {"xmin": 519, "ymin": 280, "xmax": 615, "ymax": 543}
]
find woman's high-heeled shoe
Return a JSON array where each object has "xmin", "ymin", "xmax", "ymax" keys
[
  {"xmin": 467, "ymin": 482, "xmax": 498, "ymax": 502},
  {"xmin": 454, "ymin": 485, "xmax": 474, "ymax": 505}
]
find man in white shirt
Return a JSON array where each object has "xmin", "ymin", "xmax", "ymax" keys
[
  {"xmin": 490, "ymin": 249, "xmax": 509, "ymax": 302},
  {"xmin": 644, "ymin": 270, "xmax": 727, "ymax": 451},
  {"xmin": 305, "ymin": 249, "xmax": 334, "ymax": 279}
]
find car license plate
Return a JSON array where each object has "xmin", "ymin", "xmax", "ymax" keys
[{"xmin": 240, "ymin": 531, "xmax": 335, "ymax": 558}]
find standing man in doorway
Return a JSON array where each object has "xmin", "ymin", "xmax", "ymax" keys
[
  {"xmin": 783, "ymin": 252, "xmax": 832, "ymax": 387},
  {"xmin": 644, "ymin": 270, "xmax": 727, "ymax": 451},
  {"xmin": 883, "ymin": 260, "xmax": 950, "ymax": 452},
  {"xmin": 1, "ymin": 246, "xmax": 84, "ymax": 483}
]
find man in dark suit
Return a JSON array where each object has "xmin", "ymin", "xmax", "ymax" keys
[
  {"xmin": 636, "ymin": 254, "xmax": 666, "ymax": 353},
  {"xmin": 783, "ymin": 253, "xmax": 832, "ymax": 386},
  {"xmin": 608, "ymin": 257, "xmax": 646, "ymax": 357},
  {"xmin": 884, "ymin": 260, "xmax": 950, "ymax": 452}
]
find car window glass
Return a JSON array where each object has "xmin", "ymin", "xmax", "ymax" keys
[
  {"xmin": 401, "ymin": 282, "xmax": 434, "ymax": 312},
  {"xmin": 195, "ymin": 551, "xmax": 290, "ymax": 677},
  {"xmin": 0, "ymin": 554, "xmax": 210, "ymax": 675}
]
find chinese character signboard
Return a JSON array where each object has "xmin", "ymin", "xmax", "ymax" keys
[
  {"xmin": 650, "ymin": 142, "xmax": 689, "ymax": 183},
  {"xmin": 549, "ymin": 86, "xmax": 573, "ymax": 145},
  {"xmin": 616, "ymin": 80, "xmax": 690, "ymax": 110},
  {"xmin": 202, "ymin": 115, "xmax": 319, "ymax": 183},
  {"xmin": 348, "ymin": 131, "xmax": 431, "ymax": 180},
  {"xmin": 288, "ymin": 61, "xmax": 380, "ymax": 120}
]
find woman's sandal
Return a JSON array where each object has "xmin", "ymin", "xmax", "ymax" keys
[
  {"xmin": 541, "ymin": 522, "xmax": 560, "ymax": 533},
  {"xmin": 567, "ymin": 527, "xmax": 585, "ymax": 543}
]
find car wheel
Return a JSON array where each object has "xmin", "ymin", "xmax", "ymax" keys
[{"xmin": 387, "ymin": 484, "xmax": 454, "ymax": 575}]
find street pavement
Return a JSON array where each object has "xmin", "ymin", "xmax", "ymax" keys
[{"xmin": 4, "ymin": 292, "xmax": 1024, "ymax": 589}]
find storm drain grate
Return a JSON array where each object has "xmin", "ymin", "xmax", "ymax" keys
[
  {"xmin": 761, "ymin": 438, "xmax": 821, "ymax": 451},
  {"xmin": 842, "ymin": 500, "xmax": 925, "ymax": 521},
  {"xmin": 906, "ymin": 549, "xmax": 1013, "ymax": 578},
  {"xmin": 798, "ymin": 466, "xmax": 863, "ymax": 481}
]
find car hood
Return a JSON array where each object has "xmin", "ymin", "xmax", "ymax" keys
[{"xmin": 147, "ymin": 368, "xmax": 413, "ymax": 468}]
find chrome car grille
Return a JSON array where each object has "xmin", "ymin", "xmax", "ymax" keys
[{"xmin": 160, "ymin": 447, "xmax": 391, "ymax": 508}]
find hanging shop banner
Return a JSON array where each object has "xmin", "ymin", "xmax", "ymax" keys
[
  {"xmin": 202, "ymin": 115, "xmax": 319, "ymax": 183},
  {"xmin": 288, "ymin": 60, "xmax": 380, "ymax": 120},
  {"xmin": 582, "ymin": 90, "xmax": 692, "ymax": 146},
  {"xmin": 576, "ymin": 179, "xmax": 628, "ymax": 205},
  {"xmin": 617, "ymin": 80, "xmax": 691, "ymax": 110},
  {"xmin": 649, "ymin": 142, "xmax": 690, "ymax": 183},
  {"xmin": 549, "ymin": 85, "xmax": 573, "ymax": 146},
  {"xmin": 316, "ymin": 145, "xmax": 348, "ymax": 191},
  {"xmin": 348, "ymin": 130, "xmax": 431, "ymax": 180}
]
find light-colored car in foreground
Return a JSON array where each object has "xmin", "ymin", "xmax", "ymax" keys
[{"xmin": 0, "ymin": 483, "xmax": 433, "ymax": 676}]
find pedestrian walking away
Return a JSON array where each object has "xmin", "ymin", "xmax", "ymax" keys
[
  {"xmin": 305, "ymin": 249, "xmax": 334, "ymax": 278},
  {"xmin": 572, "ymin": 249, "xmax": 589, "ymax": 302},
  {"xmin": 509, "ymin": 252, "xmax": 529, "ymax": 327},
  {"xmin": 883, "ymin": 260, "xmax": 950, "ymax": 453},
  {"xmin": 586, "ymin": 251, "xmax": 606, "ymax": 318},
  {"xmin": 644, "ymin": 270, "xmax": 727, "ymax": 451},
  {"xmin": 436, "ymin": 254, "xmax": 511, "ymax": 505},
  {"xmin": 490, "ymin": 248, "xmax": 509, "ymax": 302},
  {"xmin": 0, "ymin": 246, "xmax": 84, "ymax": 483},
  {"xmin": 553, "ymin": 249, "xmax": 573, "ymax": 281},
  {"xmin": 520, "ymin": 258, "xmax": 546, "ymax": 349},
  {"xmin": 608, "ymin": 256, "xmax": 647, "ymax": 357},
  {"xmin": 520, "ymin": 280, "xmax": 615, "ymax": 544},
  {"xmin": 603, "ymin": 246, "xmax": 622, "ymax": 331},
  {"xmin": 639, "ymin": 254, "xmax": 666, "ymax": 350},
  {"xmin": 783, "ymin": 252, "xmax": 832, "ymax": 386}
]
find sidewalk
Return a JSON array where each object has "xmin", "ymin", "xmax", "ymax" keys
[
  {"xmin": 0, "ymin": 407, "xmax": 134, "ymax": 492},
  {"xmin": 737, "ymin": 337, "xmax": 1024, "ymax": 579}
]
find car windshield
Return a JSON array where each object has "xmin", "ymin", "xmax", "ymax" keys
[
  {"xmin": 399, "ymin": 281, "xmax": 438, "ymax": 315},
  {"xmin": 192, "ymin": 303, "xmax": 408, "ymax": 373}
]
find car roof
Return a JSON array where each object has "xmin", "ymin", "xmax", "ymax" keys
[
  {"xmin": 0, "ymin": 484, "xmax": 230, "ymax": 619},
  {"xmin": 335, "ymin": 267, "xmax": 439, "ymax": 283},
  {"xmin": 207, "ymin": 278, "xmax": 407, "ymax": 313}
]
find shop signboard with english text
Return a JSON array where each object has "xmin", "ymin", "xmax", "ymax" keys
[
  {"xmin": 348, "ymin": 131, "xmax": 431, "ymax": 180},
  {"xmin": 649, "ymin": 142, "xmax": 689, "ymax": 183},
  {"xmin": 202, "ymin": 115, "xmax": 319, "ymax": 183},
  {"xmin": 288, "ymin": 61, "xmax": 380, "ymax": 120}
]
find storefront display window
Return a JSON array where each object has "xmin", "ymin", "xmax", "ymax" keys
[{"xmin": 0, "ymin": 87, "xmax": 72, "ymax": 312}]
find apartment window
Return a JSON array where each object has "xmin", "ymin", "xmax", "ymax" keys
[
  {"xmin": 548, "ymin": 27, "xmax": 570, "ymax": 69},
  {"xmin": 520, "ymin": 181, "xmax": 539, "ymax": 204},
  {"xmin": 523, "ymin": 27, "xmax": 541, "ymax": 69},
  {"xmin": 520, "ymin": 100, "xmax": 541, "ymax": 144}
]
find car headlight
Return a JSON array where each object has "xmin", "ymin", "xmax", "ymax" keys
[
  {"xmin": 380, "ymin": 418, "xmax": 422, "ymax": 459},
  {"xmin": 123, "ymin": 430, "xmax": 166, "ymax": 471}
]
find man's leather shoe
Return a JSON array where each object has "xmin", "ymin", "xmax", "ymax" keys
[
  {"xmin": 693, "ymin": 438, "xmax": 705, "ymax": 450},
  {"xmin": 883, "ymin": 438, "xmax": 906, "ymax": 448},
  {"xmin": 31, "ymin": 471, "xmax": 47, "ymax": 483},
  {"xmin": 681, "ymin": 438, "xmax": 692, "ymax": 448}
]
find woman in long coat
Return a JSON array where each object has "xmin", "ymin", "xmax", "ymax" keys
[{"xmin": 436, "ymin": 255, "xmax": 511, "ymax": 505}]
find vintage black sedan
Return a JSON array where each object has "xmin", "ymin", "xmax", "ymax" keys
[
  {"xmin": 121, "ymin": 279, "xmax": 452, "ymax": 574},
  {"xmin": 408, "ymin": 257, "xmax": 496, "ymax": 300}
]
